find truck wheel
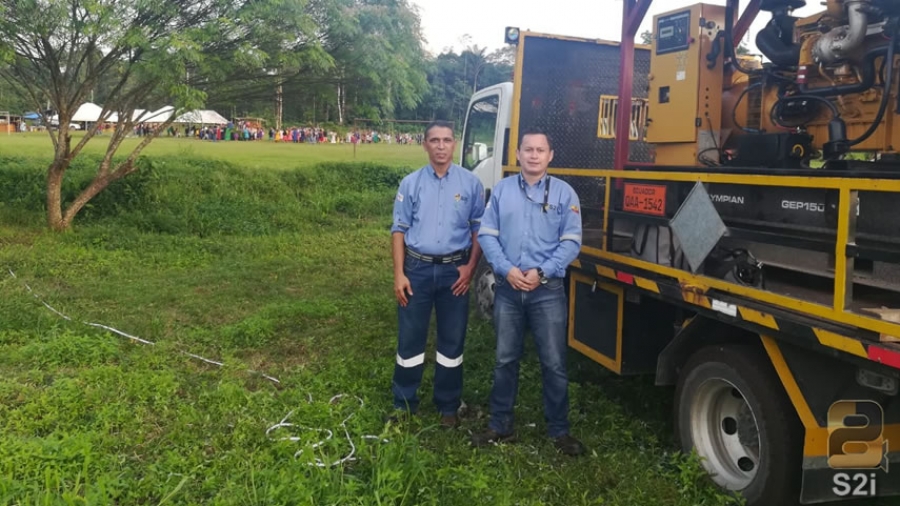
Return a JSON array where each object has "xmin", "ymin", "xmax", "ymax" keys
[
  {"xmin": 473, "ymin": 257, "xmax": 495, "ymax": 321},
  {"xmin": 674, "ymin": 344, "xmax": 801, "ymax": 506}
]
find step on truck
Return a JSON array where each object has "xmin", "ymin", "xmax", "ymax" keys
[{"xmin": 459, "ymin": 1, "xmax": 900, "ymax": 504}]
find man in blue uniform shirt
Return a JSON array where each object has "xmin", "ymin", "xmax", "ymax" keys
[
  {"xmin": 389, "ymin": 120, "xmax": 485, "ymax": 428},
  {"xmin": 472, "ymin": 126, "xmax": 585, "ymax": 456}
]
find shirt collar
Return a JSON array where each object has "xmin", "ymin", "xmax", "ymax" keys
[
  {"xmin": 518, "ymin": 171, "xmax": 549, "ymax": 188},
  {"xmin": 429, "ymin": 164, "xmax": 454, "ymax": 178}
]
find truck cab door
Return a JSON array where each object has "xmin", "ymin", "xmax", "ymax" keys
[{"xmin": 459, "ymin": 83, "xmax": 513, "ymax": 199}]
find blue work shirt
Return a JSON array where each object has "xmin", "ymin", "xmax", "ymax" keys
[
  {"xmin": 391, "ymin": 164, "xmax": 485, "ymax": 255},
  {"xmin": 478, "ymin": 172, "xmax": 582, "ymax": 279}
]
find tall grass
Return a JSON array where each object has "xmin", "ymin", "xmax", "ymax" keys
[{"xmin": 0, "ymin": 154, "xmax": 407, "ymax": 234}]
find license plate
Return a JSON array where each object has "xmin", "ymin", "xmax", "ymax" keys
[{"xmin": 623, "ymin": 183, "xmax": 667, "ymax": 216}]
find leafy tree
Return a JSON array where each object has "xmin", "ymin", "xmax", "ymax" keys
[
  {"xmin": 211, "ymin": 0, "xmax": 429, "ymax": 127},
  {"xmin": 0, "ymin": 0, "xmax": 312, "ymax": 230},
  {"xmin": 478, "ymin": 46, "xmax": 514, "ymax": 90},
  {"xmin": 323, "ymin": 0, "xmax": 428, "ymax": 124},
  {"xmin": 418, "ymin": 51, "xmax": 470, "ymax": 123},
  {"xmin": 640, "ymin": 30, "xmax": 653, "ymax": 45},
  {"xmin": 0, "ymin": 66, "xmax": 28, "ymax": 112},
  {"xmin": 464, "ymin": 45, "xmax": 488, "ymax": 93},
  {"xmin": 408, "ymin": 44, "xmax": 512, "ymax": 125}
]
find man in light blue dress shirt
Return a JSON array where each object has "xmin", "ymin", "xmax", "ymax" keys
[
  {"xmin": 389, "ymin": 120, "xmax": 485, "ymax": 428},
  {"xmin": 472, "ymin": 126, "xmax": 585, "ymax": 456}
]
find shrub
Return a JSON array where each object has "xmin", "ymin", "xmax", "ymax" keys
[{"xmin": 0, "ymin": 156, "xmax": 410, "ymax": 235}]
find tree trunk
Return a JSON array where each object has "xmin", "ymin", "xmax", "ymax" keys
[
  {"xmin": 60, "ymin": 173, "xmax": 113, "ymax": 230},
  {"xmin": 46, "ymin": 164, "xmax": 65, "ymax": 231},
  {"xmin": 338, "ymin": 78, "xmax": 347, "ymax": 125},
  {"xmin": 275, "ymin": 81, "xmax": 283, "ymax": 131},
  {"xmin": 45, "ymin": 120, "xmax": 153, "ymax": 231},
  {"xmin": 337, "ymin": 82, "xmax": 344, "ymax": 125}
]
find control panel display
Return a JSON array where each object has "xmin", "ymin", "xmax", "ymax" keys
[{"xmin": 656, "ymin": 10, "xmax": 691, "ymax": 55}]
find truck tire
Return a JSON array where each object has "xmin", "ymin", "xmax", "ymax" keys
[
  {"xmin": 674, "ymin": 344, "xmax": 802, "ymax": 506},
  {"xmin": 473, "ymin": 257, "xmax": 496, "ymax": 321}
]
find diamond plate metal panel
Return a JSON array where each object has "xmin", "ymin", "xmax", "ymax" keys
[
  {"xmin": 518, "ymin": 36, "xmax": 654, "ymax": 170},
  {"xmin": 670, "ymin": 182, "xmax": 727, "ymax": 273},
  {"xmin": 556, "ymin": 174, "xmax": 604, "ymax": 208}
]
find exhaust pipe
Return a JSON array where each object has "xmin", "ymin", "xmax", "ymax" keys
[{"xmin": 813, "ymin": 0, "xmax": 870, "ymax": 64}]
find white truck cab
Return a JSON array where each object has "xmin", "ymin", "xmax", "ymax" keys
[
  {"xmin": 457, "ymin": 82, "xmax": 513, "ymax": 319},
  {"xmin": 458, "ymin": 82, "xmax": 513, "ymax": 196}
]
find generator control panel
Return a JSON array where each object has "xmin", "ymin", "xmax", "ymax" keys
[
  {"xmin": 646, "ymin": 3, "xmax": 725, "ymax": 163},
  {"xmin": 656, "ymin": 10, "xmax": 691, "ymax": 55}
]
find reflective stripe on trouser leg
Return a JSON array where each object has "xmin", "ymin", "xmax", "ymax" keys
[
  {"xmin": 433, "ymin": 263, "xmax": 469, "ymax": 415},
  {"xmin": 436, "ymin": 352, "xmax": 463, "ymax": 367},
  {"xmin": 392, "ymin": 355, "xmax": 425, "ymax": 412},
  {"xmin": 397, "ymin": 353, "xmax": 425, "ymax": 368}
]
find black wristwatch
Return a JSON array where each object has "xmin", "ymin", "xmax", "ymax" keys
[{"xmin": 537, "ymin": 268, "xmax": 548, "ymax": 284}]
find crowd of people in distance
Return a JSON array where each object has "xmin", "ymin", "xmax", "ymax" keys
[
  {"xmin": 17, "ymin": 117, "xmax": 429, "ymax": 147},
  {"xmin": 156, "ymin": 122, "xmax": 426, "ymax": 146}
]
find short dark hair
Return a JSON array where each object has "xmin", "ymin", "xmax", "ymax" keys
[
  {"xmin": 424, "ymin": 120, "xmax": 454, "ymax": 140},
  {"xmin": 519, "ymin": 126, "xmax": 553, "ymax": 151}
]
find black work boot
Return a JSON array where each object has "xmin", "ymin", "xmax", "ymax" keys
[{"xmin": 553, "ymin": 434, "xmax": 586, "ymax": 456}]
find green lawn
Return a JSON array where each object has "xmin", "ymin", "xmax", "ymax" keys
[
  {"xmin": 0, "ymin": 135, "xmax": 895, "ymax": 505},
  {"xmin": 0, "ymin": 132, "xmax": 426, "ymax": 170}
]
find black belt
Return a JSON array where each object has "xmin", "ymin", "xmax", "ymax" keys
[{"xmin": 406, "ymin": 247, "xmax": 469, "ymax": 264}]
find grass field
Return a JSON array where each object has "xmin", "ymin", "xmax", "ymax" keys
[
  {"xmin": 0, "ymin": 134, "xmax": 895, "ymax": 505},
  {"xmin": 0, "ymin": 132, "xmax": 426, "ymax": 171}
]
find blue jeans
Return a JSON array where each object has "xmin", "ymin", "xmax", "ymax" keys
[
  {"xmin": 488, "ymin": 276, "xmax": 570, "ymax": 438},
  {"xmin": 392, "ymin": 255, "xmax": 469, "ymax": 415}
]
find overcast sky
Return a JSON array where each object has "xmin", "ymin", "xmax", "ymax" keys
[{"xmin": 411, "ymin": 0, "xmax": 823, "ymax": 57}]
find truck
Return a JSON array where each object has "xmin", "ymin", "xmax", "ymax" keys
[{"xmin": 458, "ymin": 1, "xmax": 900, "ymax": 504}]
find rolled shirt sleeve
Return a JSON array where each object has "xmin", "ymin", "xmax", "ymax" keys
[
  {"xmin": 391, "ymin": 177, "xmax": 413, "ymax": 234},
  {"xmin": 469, "ymin": 180, "xmax": 486, "ymax": 234},
  {"xmin": 478, "ymin": 190, "xmax": 515, "ymax": 278}
]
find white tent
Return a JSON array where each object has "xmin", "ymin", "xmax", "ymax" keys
[
  {"xmin": 174, "ymin": 110, "xmax": 228, "ymax": 125},
  {"xmin": 142, "ymin": 106, "xmax": 175, "ymax": 123},
  {"xmin": 106, "ymin": 109, "xmax": 148, "ymax": 123},
  {"xmin": 53, "ymin": 105, "xmax": 227, "ymax": 125},
  {"xmin": 71, "ymin": 102, "xmax": 108, "ymax": 122}
]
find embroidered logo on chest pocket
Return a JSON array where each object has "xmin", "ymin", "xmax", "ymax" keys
[{"xmin": 454, "ymin": 193, "xmax": 470, "ymax": 210}]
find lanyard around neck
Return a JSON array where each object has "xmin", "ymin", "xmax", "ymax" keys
[{"xmin": 520, "ymin": 174, "xmax": 550, "ymax": 213}]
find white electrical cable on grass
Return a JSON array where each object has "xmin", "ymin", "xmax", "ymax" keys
[
  {"xmin": 266, "ymin": 394, "xmax": 388, "ymax": 468},
  {"xmin": 7, "ymin": 268, "xmax": 280, "ymax": 384},
  {"xmin": 84, "ymin": 321, "xmax": 156, "ymax": 346},
  {"xmin": 9, "ymin": 268, "xmax": 390, "ymax": 467}
]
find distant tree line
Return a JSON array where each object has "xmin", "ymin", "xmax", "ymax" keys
[{"xmin": 0, "ymin": 0, "xmax": 513, "ymax": 130}]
